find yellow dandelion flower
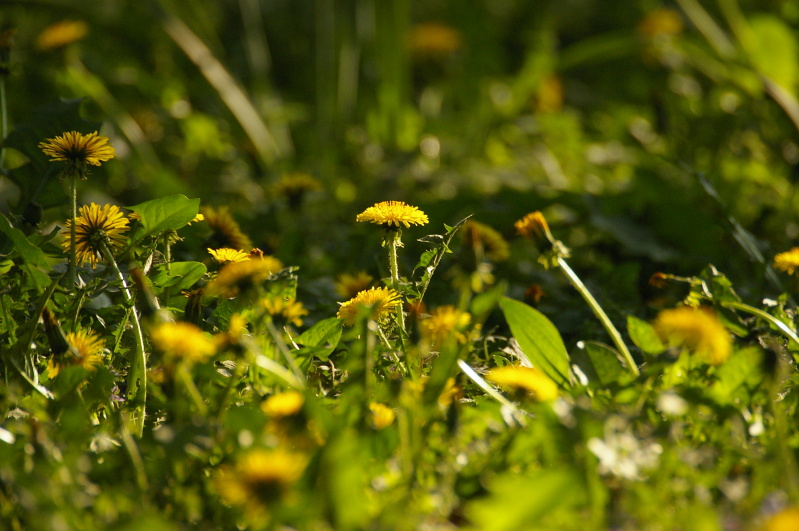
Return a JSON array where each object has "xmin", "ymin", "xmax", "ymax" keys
[
  {"xmin": 337, "ymin": 287, "xmax": 402, "ymax": 326},
  {"xmin": 36, "ymin": 20, "xmax": 88, "ymax": 50},
  {"xmin": 214, "ymin": 448, "xmax": 308, "ymax": 512},
  {"xmin": 61, "ymin": 203, "xmax": 129, "ymax": 268},
  {"xmin": 270, "ymin": 172, "xmax": 323, "ymax": 208},
  {"xmin": 335, "ymin": 271, "xmax": 375, "ymax": 299},
  {"xmin": 38, "ymin": 131, "xmax": 115, "ymax": 175},
  {"xmin": 638, "ymin": 9, "xmax": 683, "ymax": 38},
  {"xmin": 438, "ymin": 377, "xmax": 463, "ymax": 408},
  {"xmin": 408, "ymin": 23, "xmax": 461, "ymax": 57},
  {"xmin": 261, "ymin": 391, "xmax": 305, "ymax": 417},
  {"xmin": 774, "ymin": 248, "xmax": 799, "ymax": 275},
  {"xmin": 47, "ymin": 329, "xmax": 105, "ymax": 378},
  {"xmin": 653, "ymin": 306, "xmax": 731, "ymax": 365},
  {"xmin": 189, "ymin": 213, "xmax": 204, "ymax": 224},
  {"xmin": 369, "ymin": 402, "xmax": 396, "ymax": 429},
  {"xmin": 762, "ymin": 507, "xmax": 799, "ymax": 531},
  {"xmin": 204, "ymin": 256, "xmax": 284, "ymax": 299},
  {"xmin": 150, "ymin": 321, "xmax": 216, "ymax": 364},
  {"xmin": 421, "ymin": 305, "xmax": 471, "ymax": 346},
  {"xmin": 463, "ymin": 220, "xmax": 509, "ymax": 262},
  {"xmin": 214, "ymin": 313, "xmax": 249, "ymax": 352},
  {"xmin": 514, "ymin": 211, "xmax": 554, "ymax": 244},
  {"xmin": 356, "ymin": 201, "xmax": 429, "ymax": 229},
  {"xmin": 487, "ymin": 366, "xmax": 559, "ymax": 402},
  {"xmin": 201, "ymin": 205, "xmax": 253, "ymax": 252},
  {"xmin": 208, "ymin": 247, "xmax": 250, "ymax": 264},
  {"xmin": 261, "ymin": 296, "xmax": 308, "ymax": 327}
]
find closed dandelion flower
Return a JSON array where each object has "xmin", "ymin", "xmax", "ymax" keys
[
  {"xmin": 47, "ymin": 329, "xmax": 105, "ymax": 378},
  {"xmin": 369, "ymin": 402, "xmax": 396, "ymax": 429},
  {"xmin": 150, "ymin": 321, "xmax": 216, "ymax": 364},
  {"xmin": 337, "ymin": 287, "xmax": 402, "ymax": 326},
  {"xmin": 38, "ymin": 131, "xmax": 115, "ymax": 178},
  {"xmin": 36, "ymin": 20, "xmax": 88, "ymax": 50},
  {"xmin": 774, "ymin": 248, "xmax": 799, "ymax": 275},
  {"xmin": 61, "ymin": 203, "xmax": 129, "ymax": 268},
  {"xmin": 335, "ymin": 271, "xmax": 375, "ymax": 299},
  {"xmin": 205, "ymin": 256, "xmax": 284, "ymax": 298},
  {"xmin": 653, "ymin": 306, "xmax": 731, "ymax": 365},
  {"xmin": 356, "ymin": 201, "xmax": 429, "ymax": 230},
  {"xmin": 487, "ymin": 366, "xmax": 559, "ymax": 402},
  {"xmin": 261, "ymin": 296, "xmax": 308, "ymax": 327},
  {"xmin": 214, "ymin": 448, "xmax": 308, "ymax": 513},
  {"xmin": 421, "ymin": 305, "xmax": 471, "ymax": 346},
  {"xmin": 262, "ymin": 391, "xmax": 305, "ymax": 417},
  {"xmin": 515, "ymin": 211, "xmax": 554, "ymax": 245},
  {"xmin": 208, "ymin": 247, "xmax": 250, "ymax": 264},
  {"xmin": 201, "ymin": 205, "xmax": 253, "ymax": 251}
]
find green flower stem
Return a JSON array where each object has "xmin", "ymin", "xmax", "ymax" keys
[
  {"xmin": 162, "ymin": 232, "xmax": 172, "ymax": 302},
  {"xmin": 177, "ymin": 363, "xmax": 207, "ymax": 416},
  {"xmin": 556, "ymin": 257, "xmax": 640, "ymax": 377},
  {"xmin": 0, "ymin": 73, "xmax": 7, "ymax": 169},
  {"xmin": 387, "ymin": 231, "xmax": 405, "ymax": 333},
  {"xmin": 68, "ymin": 176, "xmax": 78, "ymax": 292},
  {"xmin": 100, "ymin": 239, "xmax": 147, "ymax": 437}
]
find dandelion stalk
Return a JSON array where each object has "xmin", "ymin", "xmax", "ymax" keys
[
  {"xmin": 387, "ymin": 231, "xmax": 406, "ymax": 334},
  {"xmin": 97, "ymin": 236, "xmax": 147, "ymax": 436},
  {"xmin": 68, "ymin": 175, "xmax": 78, "ymax": 290}
]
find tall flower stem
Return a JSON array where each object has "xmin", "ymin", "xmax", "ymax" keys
[
  {"xmin": 556, "ymin": 257, "xmax": 639, "ymax": 377},
  {"xmin": 387, "ymin": 231, "xmax": 406, "ymax": 334},
  {"xmin": 68, "ymin": 176, "xmax": 78, "ymax": 291},
  {"xmin": 99, "ymin": 238, "xmax": 147, "ymax": 436}
]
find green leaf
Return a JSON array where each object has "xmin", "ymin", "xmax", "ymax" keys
[
  {"xmin": 126, "ymin": 195, "xmax": 200, "ymax": 248},
  {"xmin": 571, "ymin": 341, "xmax": 625, "ymax": 387},
  {"xmin": 499, "ymin": 297, "xmax": 571, "ymax": 387},
  {"xmin": 295, "ymin": 317, "xmax": 343, "ymax": 349},
  {"xmin": 707, "ymin": 347, "xmax": 764, "ymax": 406},
  {"xmin": 151, "ymin": 261, "xmax": 207, "ymax": 292},
  {"xmin": 0, "ymin": 213, "xmax": 51, "ymax": 269},
  {"xmin": 746, "ymin": 15, "xmax": 798, "ymax": 93},
  {"xmin": 626, "ymin": 315, "xmax": 665, "ymax": 355},
  {"xmin": 470, "ymin": 281, "xmax": 508, "ymax": 321}
]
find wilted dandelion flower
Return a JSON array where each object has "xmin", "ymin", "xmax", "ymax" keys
[
  {"xmin": 653, "ymin": 306, "xmax": 731, "ymax": 365},
  {"xmin": 204, "ymin": 256, "xmax": 284, "ymax": 298},
  {"xmin": 150, "ymin": 321, "xmax": 216, "ymax": 364},
  {"xmin": 36, "ymin": 20, "xmax": 88, "ymax": 50},
  {"xmin": 335, "ymin": 271, "xmax": 374, "ymax": 299},
  {"xmin": 214, "ymin": 448, "xmax": 308, "ymax": 513},
  {"xmin": 369, "ymin": 402, "xmax": 396, "ymax": 429},
  {"xmin": 39, "ymin": 131, "xmax": 115, "ymax": 177},
  {"xmin": 421, "ymin": 305, "xmax": 471, "ymax": 346},
  {"xmin": 61, "ymin": 203, "xmax": 129, "ymax": 268},
  {"xmin": 261, "ymin": 391, "xmax": 305, "ymax": 418},
  {"xmin": 774, "ymin": 248, "xmax": 799, "ymax": 275},
  {"xmin": 201, "ymin": 205, "xmax": 253, "ymax": 252},
  {"xmin": 337, "ymin": 287, "xmax": 402, "ymax": 326},
  {"xmin": 208, "ymin": 247, "xmax": 250, "ymax": 264},
  {"xmin": 261, "ymin": 296, "xmax": 308, "ymax": 327},
  {"xmin": 47, "ymin": 329, "xmax": 105, "ymax": 378},
  {"xmin": 487, "ymin": 365, "xmax": 559, "ymax": 402},
  {"xmin": 356, "ymin": 201, "xmax": 429, "ymax": 229}
]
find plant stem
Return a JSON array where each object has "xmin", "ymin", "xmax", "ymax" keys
[
  {"xmin": 387, "ymin": 232, "xmax": 405, "ymax": 333},
  {"xmin": 0, "ymin": 74, "xmax": 7, "ymax": 169},
  {"xmin": 69, "ymin": 176, "xmax": 78, "ymax": 291},
  {"xmin": 556, "ymin": 257, "xmax": 640, "ymax": 377},
  {"xmin": 100, "ymin": 240, "xmax": 147, "ymax": 436}
]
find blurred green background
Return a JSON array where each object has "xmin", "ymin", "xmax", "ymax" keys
[{"xmin": 4, "ymin": 0, "xmax": 799, "ymax": 317}]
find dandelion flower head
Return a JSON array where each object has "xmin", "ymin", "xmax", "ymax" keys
[
  {"xmin": 653, "ymin": 306, "xmax": 731, "ymax": 365},
  {"xmin": 214, "ymin": 448, "xmax": 308, "ymax": 510},
  {"xmin": 409, "ymin": 23, "xmax": 462, "ymax": 57},
  {"xmin": 262, "ymin": 391, "xmax": 305, "ymax": 418},
  {"xmin": 463, "ymin": 219, "xmax": 510, "ymax": 262},
  {"xmin": 36, "ymin": 20, "xmax": 88, "ymax": 50},
  {"xmin": 150, "ymin": 321, "xmax": 216, "ymax": 364},
  {"xmin": 337, "ymin": 287, "xmax": 402, "ymax": 326},
  {"xmin": 204, "ymin": 255, "xmax": 284, "ymax": 298},
  {"xmin": 335, "ymin": 271, "xmax": 374, "ymax": 299},
  {"xmin": 47, "ymin": 329, "xmax": 105, "ymax": 378},
  {"xmin": 421, "ymin": 305, "xmax": 471, "ymax": 346},
  {"xmin": 487, "ymin": 365, "xmax": 559, "ymax": 402},
  {"xmin": 774, "ymin": 248, "xmax": 799, "ymax": 275},
  {"xmin": 62, "ymin": 203, "xmax": 129, "ymax": 268},
  {"xmin": 369, "ymin": 403, "xmax": 396, "ymax": 429},
  {"xmin": 201, "ymin": 205, "xmax": 253, "ymax": 252},
  {"xmin": 39, "ymin": 131, "xmax": 115, "ymax": 171},
  {"xmin": 261, "ymin": 296, "xmax": 308, "ymax": 328},
  {"xmin": 356, "ymin": 201, "xmax": 429, "ymax": 229},
  {"xmin": 208, "ymin": 247, "xmax": 250, "ymax": 264}
]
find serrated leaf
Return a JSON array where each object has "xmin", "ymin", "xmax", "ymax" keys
[
  {"xmin": 627, "ymin": 315, "xmax": 665, "ymax": 355},
  {"xmin": 0, "ymin": 212, "xmax": 51, "ymax": 269},
  {"xmin": 571, "ymin": 341, "xmax": 625, "ymax": 387},
  {"xmin": 499, "ymin": 297, "xmax": 571, "ymax": 387}
]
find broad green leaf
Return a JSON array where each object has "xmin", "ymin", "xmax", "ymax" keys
[
  {"xmin": 465, "ymin": 469, "xmax": 585, "ymax": 531},
  {"xmin": 470, "ymin": 280, "xmax": 508, "ymax": 321},
  {"xmin": 499, "ymin": 297, "xmax": 571, "ymax": 387},
  {"xmin": 126, "ymin": 195, "xmax": 200, "ymax": 247},
  {"xmin": 294, "ymin": 317, "xmax": 343, "ymax": 349},
  {"xmin": 0, "ymin": 213, "xmax": 51, "ymax": 269},
  {"xmin": 627, "ymin": 315, "xmax": 665, "ymax": 355},
  {"xmin": 707, "ymin": 347, "xmax": 764, "ymax": 406},
  {"xmin": 571, "ymin": 341, "xmax": 625, "ymax": 387},
  {"xmin": 746, "ymin": 15, "xmax": 798, "ymax": 93},
  {"xmin": 151, "ymin": 261, "xmax": 207, "ymax": 292}
]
